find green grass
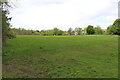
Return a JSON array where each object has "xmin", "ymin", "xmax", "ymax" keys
[{"xmin": 3, "ymin": 35, "xmax": 118, "ymax": 78}]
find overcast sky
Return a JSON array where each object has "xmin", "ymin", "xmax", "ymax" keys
[{"xmin": 9, "ymin": 0, "xmax": 119, "ymax": 30}]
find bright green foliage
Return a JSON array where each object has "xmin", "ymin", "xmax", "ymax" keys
[
  {"xmin": 53, "ymin": 27, "xmax": 59, "ymax": 35},
  {"xmin": 3, "ymin": 35, "xmax": 118, "ymax": 78},
  {"xmin": 86, "ymin": 25, "xmax": 95, "ymax": 34},
  {"xmin": 94, "ymin": 26, "xmax": 103, "ymax": 35},
  {"xmin": 52, "ymin": 28, "xmax": 64, "ymax": 35},
  {"xmin": 40, "ymin": 30, "xmax": 53, "ymax": 36},
  {"xmin": 44, "ymin": 30, "xmax": 54, "ymax": 36}
]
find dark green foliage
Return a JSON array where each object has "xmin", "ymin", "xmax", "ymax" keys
[
  {"xmin": 107, "ymin": 25, "xmax": 115, "ymax": 35},
  {"xmin": 6, "ymin": 29, "xmax": 16, "ymax": 39},
  {"xmin": 112, "ymin": 19, "xmax": 120, "ymax": 35},
  {"xmin": 86, "ymin": 25, "xmax": 95, "ymax": 34},
  {"xmin": 1, "ymin": 1, "xmax": 16, "ymax": 43},
  {"xmin": 107, "ymin": 19, "xmax": 120, "ymax": 35}
]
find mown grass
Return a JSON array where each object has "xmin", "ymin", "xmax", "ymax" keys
[{"xmin": 3, "ymin": 35, "xmax": 118, "ymax": 78}]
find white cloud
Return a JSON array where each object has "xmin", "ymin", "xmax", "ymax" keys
[{"xmin": 9, "ymin": 0, "xmax": 119, "ymax": 30}]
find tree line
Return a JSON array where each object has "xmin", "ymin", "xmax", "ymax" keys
[{"xmin": 10, "ymin": 19, "xmax": 120, "ymax": 36}]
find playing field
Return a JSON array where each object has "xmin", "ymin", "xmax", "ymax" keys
[{"xmin": 3, "ymin": 35, "xmax": 118, "ymax": 78}]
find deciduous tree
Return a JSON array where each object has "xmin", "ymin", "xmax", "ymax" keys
[{"xmin": 86, "ymin": 25, "xmax": 95, "ymax": 35}]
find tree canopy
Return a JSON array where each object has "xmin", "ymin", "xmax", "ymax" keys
[
  {"xmin": 94, "ymin": 26, "xmax": 103, "ymax": 35},
  {"xmin": 107, "ymin": 19, "xmax": 120, "ymax": 35},
  {"xmin": 86, "ymin": 25, "xmax": 95, "ymax": 35}
]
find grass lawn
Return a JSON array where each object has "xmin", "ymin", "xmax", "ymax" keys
[{"xmin": 3, "ymin": 35, "xmax": 118, "ymax": 78}]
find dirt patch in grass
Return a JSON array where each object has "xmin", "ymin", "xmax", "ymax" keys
[
  {"xmin": 3, "ymin": 64, "xmax": 38, "ymax": 78},
  {"xmin": 3, "ymin": 63, "xmax": 51, "ymax": 78},
  {"xmin": 7, "ymin": 59, "xmax": 19, "ymax": 65}
]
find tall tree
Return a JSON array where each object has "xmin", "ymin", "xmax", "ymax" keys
[
  {"xmin": 86, "ymin": 25, "xmax": 95, "ymax": 35},
  {"xmin": 1, "ymin": 1, "xmax": 16, "ymax": 44},
  {"xmin": 53, "ymin": 27, "xmax": 59, "ymax": 35}
]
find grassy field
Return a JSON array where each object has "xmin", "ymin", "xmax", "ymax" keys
[{"xmin": 3, "ymin": 35, "xmax": 118, "ymax": 78}]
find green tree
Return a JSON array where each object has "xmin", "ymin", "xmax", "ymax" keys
[
  {"xmin": 53, "ymin": 27, "xmax": 59, "ymax": 35},
  {"xmin": 1, "ymin": 1, "xmax": 16, "ymax": 44},
  {"xmin": 46, "ymin": 30, "xmax": 53, "ymax": 36},
  {"xmin": 107, "ymin": 19, "xmax": 120, "ymax": 35},
  {"xmin": 107, "ymin": 25, "xmax": 115, "ymax": 35},
  {"xmin": 94, "ymin": 26, "xmax": 103, "ymax": 35},
  {"xmin": 86, "ymin": 25, "xmax": 95, "ymax": 35},
  {"xmin": 112, "ymin": 19, "xmax": 120, "ymax": 35}
]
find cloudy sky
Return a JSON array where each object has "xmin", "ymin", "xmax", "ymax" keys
[{"xmin": 9, "ymin": 0, "xmax": 119, "ymax": 30}]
